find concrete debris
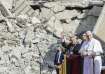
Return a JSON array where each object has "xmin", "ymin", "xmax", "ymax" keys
[{"xmin": 0, "ymin": 0, "xmax": 104, "ymax": 74}]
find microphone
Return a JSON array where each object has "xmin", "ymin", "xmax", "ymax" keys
[
  {"xmin": 32, "ymin": 39, "xmax": 41, "ymax": 44},
  {"xmin": 33, "ymin": 42, "xmax": 38, "ymax": 44}
]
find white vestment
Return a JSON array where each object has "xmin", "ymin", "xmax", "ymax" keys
[{"xmin": 79, "ymin": 38, "xmax": 103, "ymax": 74}]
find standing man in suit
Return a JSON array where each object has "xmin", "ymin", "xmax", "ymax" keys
[{"xmin": 54, "ymin": 45, "xmax": 64, "ymax": 74}]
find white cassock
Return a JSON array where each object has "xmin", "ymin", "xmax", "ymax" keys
[{"xmin": 79, "ymin": 38, "xmax": 103, "ymax": 74}]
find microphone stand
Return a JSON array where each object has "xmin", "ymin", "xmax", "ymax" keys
[
  {"xmin": 33, "ymin": 30, "xmax": 54, "ymax": 74},
  {"xmin": 33, "ymin": 42, "xmax": 43, "ymax": 74},
  {"xmin": 33, "ymin": 42, "xmax": 56, "ymax": 74}
]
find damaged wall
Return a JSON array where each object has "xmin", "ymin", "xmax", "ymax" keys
[{"xmin": 0, "ymin": 0, "xmax": 104, "ymax": 74}]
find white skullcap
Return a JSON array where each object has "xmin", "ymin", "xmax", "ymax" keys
[{"xmin": 86, "ymin": 30, "xmax": 93, "ymax": 36}]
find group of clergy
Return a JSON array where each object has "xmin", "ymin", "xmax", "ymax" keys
[{"xmin": 54, "ymin": 31, "xmax": 103, "ymax": 74}]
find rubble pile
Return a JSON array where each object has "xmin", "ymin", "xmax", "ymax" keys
[{"xmin": 0, "ymin": 0, "xmax": 104, "ymax": 74}]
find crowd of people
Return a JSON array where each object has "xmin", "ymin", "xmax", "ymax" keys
[{"xmin": 54, "ymin": 31, "xmax": 103, "ymax": 74}]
